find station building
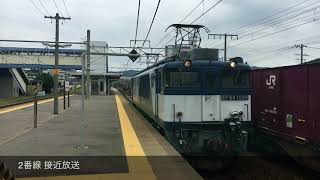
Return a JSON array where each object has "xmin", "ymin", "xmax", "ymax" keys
[
  {"xmin": 68, "ymin": 41, "xmax": 122, "ymax": 96},
  {"xmin": 0, "ymin": 68, "xmax": 29, "ymax": 98}
]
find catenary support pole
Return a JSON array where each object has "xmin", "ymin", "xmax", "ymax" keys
[
  {"xmin": 86, "ymin": 30, "xmax": 91, "ymax": 99},
  {"xmin": 45, "ymin": 13, "xmax": 71, "ymax": 114},
  {"xmin": 53, "ymin": 13, "xmax": 60, "ymax": 114},
  {"xmin": 208, "ymin": 33, "xmax": 238, "ymax": 62}
]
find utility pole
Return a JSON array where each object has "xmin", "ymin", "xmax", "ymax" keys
[
  {"xmin": 294, "ymin": 44, "xmax": 308, "ymax": 64},
  {"xmin": 45, "ymin": 13, "xmax": 71, "ymax": 114},
  {"xmin": 208, "ymin": 34, "xmax": 238, "ymax": 62},
  {"xmin": 86, "ymin": 30, "xmax": 91, "ymax": 99}
]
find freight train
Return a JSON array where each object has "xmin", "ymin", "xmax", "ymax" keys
[
  {"xmin": 114, "ymin": 47, "xmax": 252, "ymax": 157},
  {"xmin": 251, "ymin": 61, "xmax": 320, "ymax": 171}
]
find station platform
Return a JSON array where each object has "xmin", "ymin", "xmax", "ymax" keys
[{"xmin": 0, "ymin": 94, "xmax": 202, "ymax": 180}]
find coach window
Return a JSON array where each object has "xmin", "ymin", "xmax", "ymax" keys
[{"xmin": 164, "ymin": 71, "xmax": 200, "ymax": 88}]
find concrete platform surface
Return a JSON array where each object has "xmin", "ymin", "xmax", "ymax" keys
[
  {"xmin": 0, "ymin": 96, "xmax": 74, "ymax": 147},
  {"xmin": 0, "ymin": 95, "xmax": 124, "ymax": 156},
  {"xmin": 0, "ymin": 95, "xmax": 202, "ymax": 180}
]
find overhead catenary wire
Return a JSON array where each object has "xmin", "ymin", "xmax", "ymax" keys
[
  {"xmin": 134, "ymin": 0, "xmax": 142, "ymax": 48},
  {"xmin": 154, "ymin": 0, "xmax": 205, "ymax": 48},
  {"xmin": 305, "ymin": 40, "xmax": 320, "ymax": 45},
  {"xmin": 210, "ymin": 29, "xmax": 320, "ymax": 64},
  {"xmin": 156, "ymin": 0, "xmax": 223, "ymax": 50},
  {"xmin": 219, "ymin": 0, "xmax": 315, "ymax": 37},
  {"xmin": 237, "ymin": 3, "xmax": 320, "ymax": 40},
  {"xmin": 204, "ymin": 0, "xmax": 320, "ymax": 47},
  {"xmin": 62, "ymin": 0, "xmax": 71, "ymax": 17},
  {"xmin": 244, "ymin": 34, "xmax": 320, "ymax": 56},
  {"xmin": 235, "ymin": 12, "xmax": 320, "ymax": 50},
  {"xmin": 140, "ymin": 0, "xmax": 162, "ymax": 50},
  {"xmin": 307, "ymin": 46, "xmax": 320, "ymax": 49},
  {"xmin": 197, "ymin": 0, "xmax": 320, "ymax": 65},
  {"xmin": 248, "ymin": 48, "xmax": 296, "ymax": 64},
  {"xmin": 207, "ymin": 7, "xmax": 320, "ymax": 49},
  {"xmin": 156, "ymin": 0, "xmax": 223, "ymax": 54},
  {"xmin": 246, "ymin": 46, "xmax": 294, "ymax": 58},
  {"xmin": 28, "ymin": 0, "xmax": 45, "ymax": 16},
  {"xmin": 190, "ymin": 0, "xmax": 222, "ymax": 24},
  {"xmin": 242, "ymin": 35, "xmax": 320, "ymax": 63},
  {"xmin": 52, "ymin": 0, "xmax": 63, "ymax": 16},
  {"xmin": 36, "ymin": 0, "xmax": 50, "ymax": 15},
  {"xmin": 234, "ymin": 0, "xmax": 316, "ymax": 35},
  {"xmin": 131, "ymin": 0, "xmax": 162, "ymax": 66},
  {"xmin": 224, "ymin": 33, "xmax": 320, "ymax": 66},
  {"xmin": 229, "ymin": 17, "xmax": 320, "ymax": 48},
  {"xmin": 125, "ymin": 0, "xmax": 142, "ymax": 67}
]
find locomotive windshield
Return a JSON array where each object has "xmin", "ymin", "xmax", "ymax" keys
[
  {"xmin": 221, "ymin": 70, "xmax": 250, "ymax": 89},
  {"xmin": 161, "ymin": 69, "xmax": 250, "ymax": 94},
  {"xmin": 164, "ymin": 71, "xmax": 200, "ymax": 87}
]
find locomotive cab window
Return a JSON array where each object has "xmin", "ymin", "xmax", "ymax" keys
[
  {"xmin": 206, "ymin": 72, "xmax": 218, "ymax": 90},
  {"xmin": 163, "ymin": 71, "xmax": 200, "ymax": 88},
  {"xmin": 222, "ymin": 70, "xmax": 250, "ymax": 89}
]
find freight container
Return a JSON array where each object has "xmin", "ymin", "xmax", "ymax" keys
[{"xmin": 251, "ymin": 63, "xmax": 320, "ymax": 170}]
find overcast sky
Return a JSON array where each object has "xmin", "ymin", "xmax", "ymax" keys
[{"xmin": 1, "ymin": 0, "xmax": 320, "ymax": 70}]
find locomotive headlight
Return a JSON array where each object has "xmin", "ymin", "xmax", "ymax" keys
[
  {"xmin": 230, "ymin": 61, "xmax": 237, "ymax": 68},
  {"xmin": 176, "ymin": 112, "xmax": 183, "ymax": 119},
  {"xmin": 183, "ymin": 60, "xmax": 192, "ymax": 67},
  {"xmin": 230, "ymin": 111, "xmax": 239, "ymax": 117}
]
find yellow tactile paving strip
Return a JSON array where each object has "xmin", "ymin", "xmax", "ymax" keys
[
  {"xmin": 115, "ymin": 95, "xmax": 145, "ymax": 156},
  {"xmin": 115, "ymin": 95, "xmax": 156, "ymax": 179},
  {"xmin": 16, "ymin": 95, "xmax": 156, "ymax": 180},
  {"xmin": 118, "ymin": 94, "xmax": 178, "ymax": 156},
  {"xmin": 0, "ymin": 96, "xmax": 65, "ymax": 115}
]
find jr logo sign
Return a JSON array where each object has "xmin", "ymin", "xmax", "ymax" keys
[{"xmin": 266, "ymin": 75, "xmax": 276, "ymax": 89}]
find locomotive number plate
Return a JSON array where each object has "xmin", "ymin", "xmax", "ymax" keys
[{"xmin": 221, "ymin": 95, "xmax": 249, "ymax": 101}]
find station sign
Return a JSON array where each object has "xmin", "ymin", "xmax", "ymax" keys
[
  {"xmin": 51, "ymin": 69, "xmax": 60, "ymax": 75},
  {"xmin": 129, "ymin": 49, "xmax": 139, "ymax": 62},
  {"xmin": 65, "ymin": 81, "xmax": 70, "ymax": 92}
]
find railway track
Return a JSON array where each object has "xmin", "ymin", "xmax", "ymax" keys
[
  {"xmin": 0, "ymin": 96, "xmax": 53, "ymax": 109},
  {"xmin": 116, "ymin": 90, "xmax": 320, "ymax": 179},
  {"xmin": 197, "ymin": 152, "xmax": 320, "ymax": 180},
  {"xmin": 0, "ymin": 93, "xmax": 76, "ymax": 110}
]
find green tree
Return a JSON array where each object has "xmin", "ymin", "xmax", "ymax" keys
[{"xmin": 35, "ymin": 73, "xmax": 54, "ymax": 94}]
